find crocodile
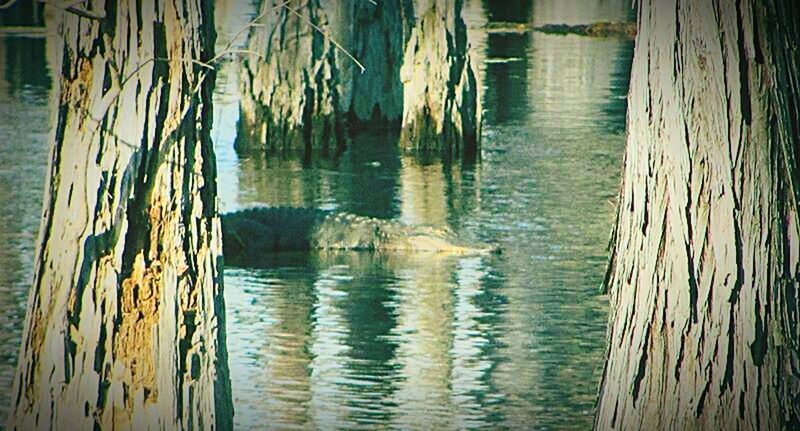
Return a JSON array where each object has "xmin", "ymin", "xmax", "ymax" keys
[
  {"xmin": 534, "ymin": 22, "xmax": 636, "ymax": 39},
  {"xmin": 221, "ymin": 206, "xmax": 500, "ymax": 258}
]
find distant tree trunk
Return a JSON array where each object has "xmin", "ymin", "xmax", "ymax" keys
[
  {"xmin": 237, "ymin": 0, "xmax": 480, "ymax": 158},
  {"xmin": 595, "ymin": 1, "xmax": 800, "ymax": 429},
  {"xmin": 237, "ymin": 0, "xmax": 413, "ymax": 154},
  {"xmin": 6, "ymin": 2, "xmax": 233, "ymax": 430},
  {"xmin": 399, "ymin": 0, "xmax": 480, "ymax": 159}
]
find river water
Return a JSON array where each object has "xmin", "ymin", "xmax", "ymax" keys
[{"xmin": 0, "ymin": 1, "xmax": 632, "ymax": 429}]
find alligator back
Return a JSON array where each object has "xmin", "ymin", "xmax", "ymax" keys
[
  {"xmin": 222, "ymin": 207, "xmax": 500, "ymax": 258},
  {"xmin": 312, "ymin": 212, "xmax": 500, "ymax": 254},
  {"xmin": 221, "ymin": 207, "xmax": 329, "ymax": 255}
]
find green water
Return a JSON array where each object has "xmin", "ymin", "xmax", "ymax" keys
[{"xmin": 0, "ymin": 0, "xmax": 632, "ymax": 429}]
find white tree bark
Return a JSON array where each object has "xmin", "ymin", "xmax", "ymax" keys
[
  {"xmin": 596, "ymin": 0, "xmax": 800, "ymax": 429},
  {"xmin": 237, "ymin": 0, "xmax": 413, "ymax": 153},
  {"xmin": 237, "ymin": 0, "xmax": 480, "ymax": 158},
  {"xmin": 6, "ymin": 1, "xmax": 233, "ymax": 430},
  {"xmin": 399, "ymin": 0, "xmax": 480, "ymax": 158}
]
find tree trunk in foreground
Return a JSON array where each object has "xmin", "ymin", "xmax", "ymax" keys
[
  {"xmin": 399, "ymin": 0, "xmax": 480, "ymax": 158},
  {"xmin": 237, "ymin": 0, "xmax": 413, "ymax": 154},
  {"xmin": 596, "ymin": 0, "xmax": 799, "ymax": 429},
  {"xmin": 7, "ymin": 2, "xmax": 232, "ymax": 430}
]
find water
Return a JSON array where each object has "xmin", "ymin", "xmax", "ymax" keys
[
  {"xmin": 0, "ymin": 0, "xmax": 632, "ymax": 429},
  {"xmin": 0, "ymin": 33, "xmax": 52, "ymax": 421}
]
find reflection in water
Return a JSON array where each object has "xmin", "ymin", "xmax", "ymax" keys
[
  {"xmin": 390, "ymin": 255, "xmax": 457, "ymax": 430},
  {"xmin": 0, "ymin": 33, "xmax": 52, "ymax": 420},
  {"xmin": 233, "ymin": 131, "xmax": 403, "ymax": 220},
  {"xmin": 601, "ymin": 42, "xmax": 633, "ymax": 135},
  {"xmin": 225, "ymin": 252, "xmax": 492, "ymax": 429},
  {"xmin": 2, "ymin": 37, "xmax": 49, "ymax": 95},
  {"xmin": 481, "ymin": 0, "xmax": 532, "ymax": 22},
  {"xmin": 477, "ymin": 1, "xmax": 631, "ymax": 428},
  {"xmin": 0, "ymin": 0, "xmax": 634, "ymax": 428},
  {"xmin": 334, "ymin": 257, "xmax": 399, "ymax": 427},
  {"xmin": 398, "ymin": 156, "xmax": 450, "ymax": 226},
  {"xmin": 477, "ymin": 0, "xmax": 533, "ymax": 125},
  {"xmin": 226, "ymin": 262, "xmax": 317, "ymax": 430},
  {"xmin": 531, "ymin": 0, "xmax": 634, "ymax": 25}
]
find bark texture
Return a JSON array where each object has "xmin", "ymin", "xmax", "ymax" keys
[
  {"xmin": 6, "ymin": 2, "xmax": 232, "ymax": 430},
  {"xmin": 237, "ymin": 0, "xmax": 413, "ymax": 153},
  {"xmin": 596, "ymin": 0, "xmax": 800, "ymax": 429},
  {"xmin": 399, "ymin": 0, "xmax": 480, "ymax": 158},
  {"xmin": 237, "ymin": 0, "xmax": 480, "ymax": 158}
]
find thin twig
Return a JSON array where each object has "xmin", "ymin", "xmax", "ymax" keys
[
  {"xmin": 74, "ymin": 69, "xmax": 214, "ymax": 182},
  {"xmin": 119, "ymin": 56, "xmax": 214, "ymax": 89},
  {"xmin": 2, "ymin": 0, "xmax": 105, "ymax": 19},
  {"xmin": 37, "ymin": 0, "xmax": 106, "ymax": 19},
  {"xmin": 281, "ymin": 3, "xmax": 366, "ymax": 73},
  {"xmin": 217, "ymin": 49, "xmax": 264, "ymax": 59},
  {"xmin": 211, "ymin": 0, "xmax": 293, "ymax": 64},
  {"xmin": 0, "ymin": 0, "xmax": 18, "ymax": 10}
]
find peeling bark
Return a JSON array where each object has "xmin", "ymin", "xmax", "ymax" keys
[
  {"xmin": 6, "ymin": 1, "xmax": 233, "ymax": 430},
  {"xmin": 399, "ymin": 0, "xmax": 481, "ymax": 159},
  {"xmin": 596, "ymin": 0, "xmax": 800, "ymax": 429}
]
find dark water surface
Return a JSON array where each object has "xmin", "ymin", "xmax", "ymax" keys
[
  {"xmin": 0, "ymin": 33, "xmax": 52, "ymax": 422},
  {"xmin": 0, "ymin": 1, "xmax": 632, "ymax": 429}
]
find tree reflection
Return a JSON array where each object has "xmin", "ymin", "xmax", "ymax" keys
[{"xmin": 476, "ymin": 0, "xmax": 534, "ymax": 125}]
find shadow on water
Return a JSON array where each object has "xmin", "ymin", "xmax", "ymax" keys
[
  {"xmin": 479, "ymin": 0, "xmax": 533, "ymax": 125},
  {"xmin": 600, "ymin": 40, "xmax": 634, "ymax": 135}
]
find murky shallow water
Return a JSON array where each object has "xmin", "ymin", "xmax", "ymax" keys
[{"xmin": 0, "ymin": 1, "xmax": 632, "ymax": 429}]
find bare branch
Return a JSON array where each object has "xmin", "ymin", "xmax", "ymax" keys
[
  {"xmin": 0, "ymin": 0, "xmax": 19, "ymax": 10},
  {"xmin": 211, "ymin": 0, "xmax": 293, "ymax": 64},
  {"xmin": 281, "ymin": 3, "xmax": 366, "ymax": 73},
  {"xmin": 37, "ymin": 0, "xmax": 106, "ymax": 19}
]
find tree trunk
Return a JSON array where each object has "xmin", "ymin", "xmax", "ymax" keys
[
  {"xmin": 596, "ymin": 0, "xmax": 800, "ymax": 429},
  {"xmin": 399, "ymin": 0, "xmax": 480, "ymax": 159},
  {"xmin": 6, "ymin": 2, "xmax": 233, "ymax": 430},
  {"xmin": 237, "ymin": 0, "xmax": 480, "ymax": 158},
  {"xmin": 237, "ymin": 0, "xmax": 413, "ymax": 154}
]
